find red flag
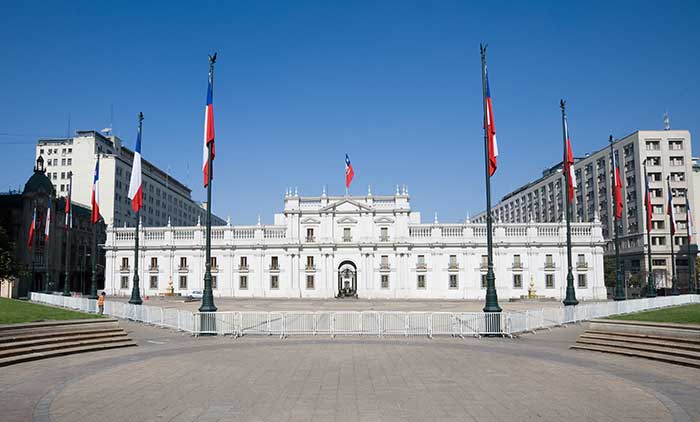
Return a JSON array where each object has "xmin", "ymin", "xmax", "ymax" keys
[
  {"xmin": 202, "ymin": 66, "xmax": 215, "ymax": 187},
  {"xmin": 563, "ymin": 115, "xmax": 576, "ymax": 204},
  {"xmin": 484, "ymin": 66, "xmax": 498, "ymax": 176},
  {"xmin": 613, "ymin": 153, "xmax": 623, "ymax": 219},
  {"xmin": 91, "ymin": 158, "xmax": 100, "ymax": 224},
  {"xmin": 345, "ymin": 154, "xmax": 355, "ymax": 189},
  {"xmin": 28, "ymin": 207, "xmax": 37, "ymax": 249}
]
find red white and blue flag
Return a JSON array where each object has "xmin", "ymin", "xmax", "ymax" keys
[
  {"xmin": 128, "ymin": 124, "xmax": 143, "ymax": 212},
  {"xmin": 644, "ymin": 172, "xmax": 653, "ymax": 231},
  {"xmin": 202, "ymin": 67, "xmax": 215, "ymax": 187},
  {"xmin": 44, "ymin": 198, "xmax": 51, "ymax": 241},
  {"xmin": 686, "ymin": 195, "xmax": 693, "ymax": 243},
  {"xmin": 345, "ymin": 154, "xmax": 355, "ymax": 189},
  {"xmin": 64, "ymin": 175, "xmax": 72, "ymax": 230},
  {"xmin": 613, "ymin": 152, "xmax": 623, "ymax": 219},
  {"xmin": 667, "ymin": 176, "xmax": 676, "ymax": 236},
  {"xmin": 27, "ymin": 207, "xmax": 37, "ymax": 249},
  {"xmin": 91, "ymin": 158, "xmax": 100, "ymax": 224},
  {"xmin": 563, "ymin": 115, "xmax": 576, "ymax": 204},
  {"xmin": 484, "ymin": 65, "xmax": 498, "ymax": 177}
]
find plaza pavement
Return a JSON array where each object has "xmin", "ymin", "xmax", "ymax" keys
[
  {"xmin": 1, "ymin": 320, "xmax": 699, "ymax": 421},
  {"xmin": 107, "ymin": 295, "xmax": 570, "ymax": 312}
]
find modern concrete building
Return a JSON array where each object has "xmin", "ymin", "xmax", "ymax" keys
[
  {"xmin": 103, "ymin": 189, "xmax": 606, "ymax": 300},
  {"xmin": 474, "ymin": 130, "xmax": 696, "ymax": 289},
  {"xmin": 36, "ymin": 130, "xmax": 225, "ymax": 228}
]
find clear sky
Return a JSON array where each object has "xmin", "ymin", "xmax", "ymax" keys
[{"xmin": 1, "ymin": 1, "xmax": 699, "ymax": 225}]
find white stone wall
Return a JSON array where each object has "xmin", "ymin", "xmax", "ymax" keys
[{"xmin": 104, "ymin": 193, "xmax": 607, "ymax": 301}]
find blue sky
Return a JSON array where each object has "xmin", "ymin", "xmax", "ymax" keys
[{"xmin": 1, "ymin": 1, "xmax": 699, "ymax": 224}]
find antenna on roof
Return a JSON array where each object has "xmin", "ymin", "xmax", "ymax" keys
[
  {"xmin": 664, "ymin": 110, "xmax": 670, "ymax": 130},
  {"xmin": 101, "ymin": 104, "xmax": 115, "ymax": 135}
]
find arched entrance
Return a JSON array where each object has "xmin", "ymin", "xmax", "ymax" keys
[{"xmin": 336, "ymin": 261, "xmax": 358, "ymax": 298}]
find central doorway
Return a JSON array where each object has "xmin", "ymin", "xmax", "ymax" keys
[{"xmin": 336, "ymin": 261, "xmax": 357, "ymax": 298}]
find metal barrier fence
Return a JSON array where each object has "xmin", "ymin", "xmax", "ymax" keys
[{"xmin": 29, "ymin": 292, "xmax": 699, "ymax": 337}]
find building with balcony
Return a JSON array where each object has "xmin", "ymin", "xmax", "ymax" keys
[
  {"xmin": 36, "ymin": 130, "xmax": 225, "ymax": 228},
  {"xmin": 104, "ymin": 189, "xmax": 606, "ymax": 300},
  {"xmin": 474, "ymin": 130, "xmax": 696, "ymax": 290}
]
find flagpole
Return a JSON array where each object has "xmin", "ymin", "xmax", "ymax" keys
[
  {"xmin": 129, "ymin": 113, "xmax": 144, "ymax": 305},
  {"xmin": 688, "ymin": 198, "xmax": 697, "ymax": 294},
  {"xmin": 561, "ymin": 100, "xmax": 578, "ymax": 306},
  {"xmin": 644, "ymin": 161, "xmax": 656, "ymax": 297},
  {"xmin": 44, "ymin": 197, "xmax": 51, "ymax": 293},
  {"xmin": 480, "ymin": 44, "xmax": 501, "ymax": 315},
  {"xmin": 610, "ymin": 136, "xmax": 625, "ymax": 301},
  {"xmin": 89, "ymin": 155, "xmax": 99, "ymax": 300},
  {"xmin": 200, "ymin": 53, "xmax": 218, "ymax": 313},
  {"xmin": 669, "ymin": 177, "xmax": 679, "ymax": 295},
  {"xmin": 62, "ymin": 172, "xmax": 72, "ymax": 296}
]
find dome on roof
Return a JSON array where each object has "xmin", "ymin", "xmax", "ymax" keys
[{"xmin": 23, "ymin": 156, "xmax": 54, "ymax": 195}]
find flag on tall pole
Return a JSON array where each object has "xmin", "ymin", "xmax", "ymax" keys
[
  {"xmin": 128, "ymin": 118, "xmax": 143, "ymax": 212},
  {"xmin": 202, "ymin": 62, "xmax": 215, "ymax": 188},
  {"xmin": 644, "ymin": 171, "xmax": 653, "ymax": 231},
  {"xmin": 345, "ymin": 154, "xmax": 355, "ymax": 189},
  {"xmin": 667, "ymin": 176, "xmax": 676, "ymax": 236},
  {"xmin": 91, "ymin": 158, "xmax": 100, "ymax": 224},
  {"xmin": 28, "ymin": 207, "xmax": 37, "ymax": 249},
  {"xmin": 686, "ymin": 195, "xmax": 693, "ymax": 243},
  {"xmin": 64, "ymin": 174, "xmax": 72, "ymax": 230},
  {"xmin": 563, "ymin": 112, "xmax": 576, "ymax": 204},
  {"xmin": 613, "ymin": 152, "xmax": 623, "ymax": 219},
  {"xmin": 44, "ymin": 198, "xmax": 51, "ymax": 241},
  {"xmin": 484, "ymin": 64, "xmax": 498, "ymax": 176}
]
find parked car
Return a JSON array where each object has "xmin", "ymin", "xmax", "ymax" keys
[{"xmin": 190, "ymin": 290, "xmax": 203, "ymax": 299}]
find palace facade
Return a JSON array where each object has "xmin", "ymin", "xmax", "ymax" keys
[{"xmin": 104, "ymin": 189, "xmax": 607, "ymax": 300}]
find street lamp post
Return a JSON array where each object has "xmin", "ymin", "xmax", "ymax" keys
[
  {"xmin": 62, "ymin": 171, "xmax": 72, "ymax": 296},
  {"xmin": 610, "ymin": 136, "xmax": 625, "ymax": 301},
  {"xmin": 129, "ymin": 113, "xmax": 144, "ymax": 305},
  {"xmin": 643, "ymin": 161, "xmax": 656, "ymax": 298},
  {"xmin": 561, "ymin": 100, "xmax": 578, "ymax": 306},
  {"xmin": 200, "ymin": 53, "xmax": 217, "ymax": 313},
  {"xmin": 480, "ymin": 44, "xmax": 501, "ymax": 315}
]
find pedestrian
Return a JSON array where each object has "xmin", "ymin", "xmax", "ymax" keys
[{"xmin": 98, "ymin": 291, "xmax": 105, "ymax": 315}]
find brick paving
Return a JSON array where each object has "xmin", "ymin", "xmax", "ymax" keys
[{"xmin": 0, "ymin": 321, "xmax": 698, "ymax": 421}]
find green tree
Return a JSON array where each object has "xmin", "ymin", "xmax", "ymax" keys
[
  {"xmin": 0, "ymin": 226, "xmax": 19, "ymax": 282},
  {"xmin": 603, "ymin": 256, "xmax": 616, "ymax": 288}
]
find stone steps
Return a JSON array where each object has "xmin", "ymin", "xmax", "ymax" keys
[
  {"xmin": 571, "ymin": 320, "xmax": 700, "ymax": 369},
  {"xmin": 0, "ymin": 319, "xmax": 136, "ymax": 367}
]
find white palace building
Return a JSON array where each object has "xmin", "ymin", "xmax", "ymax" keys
[{"xmin": 104, "ymin": 189, "xmax": 607, "ymax": 300}]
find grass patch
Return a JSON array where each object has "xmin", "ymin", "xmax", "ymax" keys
[
  {"xmin": 0, "ymin": 297, "xmax": 101, "ymax": 324},
  {"xmin": 608, "ymin": 304, "xmax": 700, "ymax": 325}
]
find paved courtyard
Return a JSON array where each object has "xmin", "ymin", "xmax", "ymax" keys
[
  {"xmin": 2, "ymin": 321, "xmax": 699, "ymax": 422},
  {"xmin": 108, "ymin": 295, "xmax": 570, "ymax": 312}
]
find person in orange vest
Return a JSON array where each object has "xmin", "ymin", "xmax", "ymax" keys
[{"xmin": 97, "ymin": 291, "xmax": 106, "ymax": 315}]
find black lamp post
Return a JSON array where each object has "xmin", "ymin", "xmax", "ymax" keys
[
  {"xmin": 643, "ymin": 161, "xmax": 656, "ymax": 297},
  {"xmin": 200, "ymin": 53, "xmax": 218, "ymax": 313},
  {"xmin": 62, "ymin": 172, "xmax": 72, "ymax": 296},
  {"xmin": 129, "ymin": 113, "xmax": 144, "ymax": 305},
  {"xmin": 561, "ymin": 100, "xmax": 578, "ymax": 306}
]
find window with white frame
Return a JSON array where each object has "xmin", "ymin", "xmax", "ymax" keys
[
  {"xmin": 513, "ymin": 274, "xmax": 522, "ymax": 288},
  {"xmin": 271, "ymin": 275, "xmax": 279, "ymax": 289},
  {"xmin": 381, "ymin": 274, "xmax": 389, "ymax": 288},
  {"xmin": 121, "ymin": 276, "xmax": 128, "ymax": 289},
  {"xmin": 577, "ymin": 274, "xmax": 587, "ymax": 288},
  {"xmin": 417, "ymin": 274, "xmax": 426, "ymax": 289},
  {"xmin": 179, "ymin": 275, "xmax": 187, "ymax": 289},
  {"xmin": 149, "ymin": 275, "xmax": 158, "ymax": 289},
  {"xmin": 546, "ymin": 274, "xmax": 555, "ymax": 288},
  {"xmin": 306, "ymin": 275, "xmax": 314, "ymax": 289},
  {"xmin": 449, "ymin": 274, "xmax": 458, "ymax": 289},
  {"xmin": 239, "ymin": 275, "xmax": 248, "ymax": 289}
]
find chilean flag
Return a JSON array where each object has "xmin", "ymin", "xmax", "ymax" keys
[
  {"xmin": 202, "ymin": 68, "xmax": 215, "ymax": 187},
  {"xmin": 563, "ymin": 115, "xmax": 576, "ymax": 204},
  {"xmin": 484, "ymin": 65, "xmax": 498, "ymax": 177},
  {"xmin": 686, "ymin": 195, "xmax": 693, "ymax": 243},
  {"xmin": 667, "ymin": 176, "xmax": 676, "ymax": 236},
  {"xmin": 345, "ymin": 154, "xmax": 355, "ymax": 189},
  {"xmin": 64, "ymin": 176, "xmax": 72, "ymax": 230},
  {"xmin": 28, "ymin": 207, "xmax": 37, "ymax": 249},
  {"xmin": 644, "ymin": 172, "xmax": 653, "ymax": 231},
  {"xmin": 613, "ymin": 152, "xmax": 623, "ymax": 219},
  {"xmin": 91, "ymin": 158, "xmax": 100, "ymax": 224},
  {"xmin": 128, "ymin": 124, "xmax": 143, "ymax": 212},
  {"xmin": 44, "ymin": 198, "xmax": 51, "ymax": 241}
]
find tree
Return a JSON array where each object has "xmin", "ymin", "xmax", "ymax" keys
[
  {"xmin": 0, "ymin": 226, "xmax": 19, "ymax": 282},
  {"xmin": 603, "ymin": 256, "xmax": 616, "ymax": 288}
]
